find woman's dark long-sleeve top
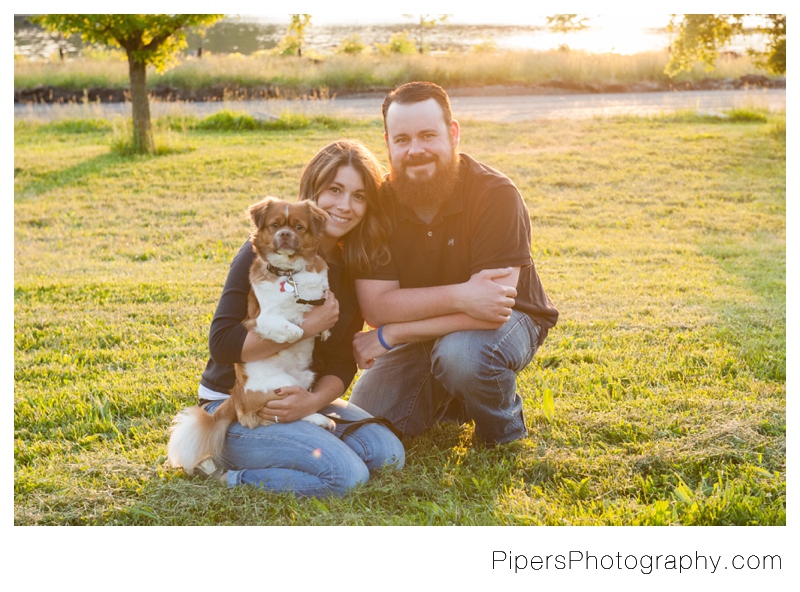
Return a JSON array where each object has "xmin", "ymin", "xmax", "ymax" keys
[{"xmin": 199, "ymin": 239, "xmax": 364, "ymax": 398}]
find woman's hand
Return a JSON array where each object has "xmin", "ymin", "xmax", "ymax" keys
[
  {"xmin": 258, "ymin": 386, "xmax": 320, "ymax": 423},
  {"xmin": 300, "ymin": 291, "xmax": 339, "ymax": 339}
]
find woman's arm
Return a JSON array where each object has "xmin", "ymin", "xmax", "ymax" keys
[
  {"xmin": 259, "ymin": 374, "xmax": 345, "ymax": 423},
  {"xmin": 207, "ymin": 241, "xmax": 255, "ymax": 364}
]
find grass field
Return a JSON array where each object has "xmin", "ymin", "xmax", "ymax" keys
[{"xmin": 13, "ymin": 107, "xmax": 785, "ymax": 525}]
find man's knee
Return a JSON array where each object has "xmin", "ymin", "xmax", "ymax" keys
[
  {"xmin": 434, "ymin": 315, "xmax": 538, "ymax": 383},
  {"xmin": 431, "ymin": 331, "xmax": 500, "ymax": 388}
]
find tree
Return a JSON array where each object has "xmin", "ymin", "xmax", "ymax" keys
[
  {"xmin": 665, "ymin": 14, "xmax": 786, "ymax": 76},
  {"xmin": 31, "ymin": 14, "xmax": 223, "ymax": 153},
  {"xmin": 273, "ymin": 14, "xmax": 312, "ymax": 57},
  {"xmin": 753, "ymin": 14, "xmax": 786, "ymax": 74},
  {"xmin": 402, "ymin": 14, "xmax": 449, "ymax": 54},
  {"xmin": 546, "ymin": 14, "xmax": 589, "ymax": 35},
  {"xmin": 546, "ymin": 14, "xmax": 590, "ymax": 50}
]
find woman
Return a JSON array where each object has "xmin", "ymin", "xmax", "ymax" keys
[{"xmin": 191, "ymin": 140, "xmax": 403, "ymax": 497}]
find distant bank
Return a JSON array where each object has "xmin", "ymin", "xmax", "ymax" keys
[
  {"xmin": 13, "ymin": 74, "xmax": 786, "ymax": 105},
  {"xmin": 14, "ymin": 88, "xmax": 786, "ymax": 123}
]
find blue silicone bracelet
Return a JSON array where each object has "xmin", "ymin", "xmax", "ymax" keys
[{"xmin": 377, "ymin": 325, "xmax": 394, "ymax": 350}]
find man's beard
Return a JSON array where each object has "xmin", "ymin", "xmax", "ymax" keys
[{"xmin": 389, "ymin": 150, "xmax": 461, "ymax": 213}]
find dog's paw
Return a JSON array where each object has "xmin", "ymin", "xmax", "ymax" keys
[
  {"xmin": 279, "ymin": 324, "xmax": 305, "ymax": 343},
  {"xmin": 319, "ymin": 329, "xmax": 331, "ymax": 342},
  {"xmin": 239, "ymin": 412, "xmax": 262, "ymax": 429},
  {"xmin": 302, "ymin": 413, "xmax": 336, "ymax": 431},
  {"xmin": 256, "ymin": 320, "xmax": 304, "ymax": 344}
]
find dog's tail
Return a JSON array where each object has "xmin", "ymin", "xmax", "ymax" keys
[{"xmin": 167, "ymin": 399, "xmax": 237, "ymax": 475}]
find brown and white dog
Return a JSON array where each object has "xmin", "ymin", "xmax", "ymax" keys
[{"xmin": 168, "ymin": 197, "xmax": 335, "ymax": 475}]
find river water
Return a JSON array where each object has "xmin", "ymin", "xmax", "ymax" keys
[{"xmin": 14, "ymin": 14, "xmax": 768, "ymax": 58}]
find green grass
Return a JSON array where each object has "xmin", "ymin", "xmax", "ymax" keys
[
  {"xmin": 14, "ymin": 108, "xmax": 785, "ymax": 525},
  {"xmin": 14, "ymin": 49, "xmax": 781, "ymax": 96}
]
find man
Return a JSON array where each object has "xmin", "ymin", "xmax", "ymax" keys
[{"xmin": 350, "ymin": 81, "xmax": 558, "ymax": 445}]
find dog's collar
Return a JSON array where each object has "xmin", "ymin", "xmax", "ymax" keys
[
  {"xmin": 266, "ymin": 263, "xmax": 326, "ymax": 306},
  {"xmin": 295, "ymin": 295, "xmax": 326, "ymax": 306},
  {"xmin": 266, "ymin": 262, "xmax": 299, "ymax": 277}
]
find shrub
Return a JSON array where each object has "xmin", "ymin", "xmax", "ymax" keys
[
  {"xmin": 374, "ymin": 31, "xmax": 416, "ymax": 56},
  {"xmin": 725, "ymin": 106, "xmax": 769, "ymax": 122},
  {"xmin": 471, "ymin": 38, "xmax": 498, "ymax": 53},
  {"xmin": 337, "ymin": 34, "xmax": 367, "ymax": 55}
]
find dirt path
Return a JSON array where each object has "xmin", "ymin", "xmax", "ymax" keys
[{"xmin": 14, "ymin": 88, "xmax": 786, "ymax": 122}]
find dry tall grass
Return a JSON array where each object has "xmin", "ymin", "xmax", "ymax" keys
[{"xmin": 14, "ymin": 49, "xmax": 775, "ymax": 95}]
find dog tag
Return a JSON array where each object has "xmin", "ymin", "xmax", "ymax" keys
[{"xmin": 280, "ymin": 280, "xmax": 296, "ymax": 293}]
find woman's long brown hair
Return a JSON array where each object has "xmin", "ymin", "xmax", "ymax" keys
[{"xmin": 298, "ymin": 139, "xmax": 391, "ymax": 274}]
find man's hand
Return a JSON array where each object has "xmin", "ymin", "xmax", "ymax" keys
[
  {"xmin": 353, "ymin": 328, "xmax": 392, "ymax": 369},
  {"xmin": 259, "ymin": 386, "xmax": 319, "ymax": 423},
  {"xmin": 301, "ymin": 291, "xmax": 339, "ymax": 339},
  {"xmin": 456, "ymin": 268, "xmax": 517, "ymax": 322}
]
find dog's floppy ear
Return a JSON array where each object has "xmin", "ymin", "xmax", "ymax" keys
[
  {"xmin": 305, "ymin": 201, "xmax": 330, "ymax": 237},
  {"xmin": 248, "ymin": 197, "xmax": 281, "ymax": 230}
]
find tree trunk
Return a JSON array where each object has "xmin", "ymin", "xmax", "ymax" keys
[{"xmin": 128, "ymin": 56, "xmax": 154, "ymax": 153}]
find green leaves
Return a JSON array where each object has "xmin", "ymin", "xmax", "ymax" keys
[
  {"xmin": 665, "ymin": 14, "xmax": 786, "ymax": 76},
  {"xmin": 542, "ymin": 387, "xmax": 555, "ymax": 423},
  {"xmin": 31, "ymin": 14, "xmax": 223, "ymax": 71},
  {"xmin": 546, "ymin": 14, "xmax": 589, "ymax": 35}
]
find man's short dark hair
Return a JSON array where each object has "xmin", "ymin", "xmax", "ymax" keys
[{"xmin": 382, "ymin": 81, "xmax": 453, "ymax": 132}]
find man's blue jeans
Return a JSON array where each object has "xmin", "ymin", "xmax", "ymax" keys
[
  {"xmin": 350, "ymin": 310, "xmax": 540, "ymax": 445},
  {"xmin": 203, "ymin": 398, "xmax": 405, "ymax": 498}
]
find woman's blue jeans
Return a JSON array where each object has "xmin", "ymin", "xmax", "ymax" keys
[
  {"xmin": 203, "ymin": 398, "xmax": 405, "ymax": 498},
  {"xmin": 350, "ymin": 310, "xmax": 540, "ymax": 445}
]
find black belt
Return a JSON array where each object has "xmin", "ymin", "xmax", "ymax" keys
[
  {"xmin": 197, "ymin": 400, "xmax": 403, "ymax": 439},
  {"xmin": 324, "ymin": 414, "xmax": 403, "ymax": 440}
]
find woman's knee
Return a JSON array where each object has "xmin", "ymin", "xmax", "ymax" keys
[
  {"xmin": 288, "ymin": 452, "xmax": 370, "ymax": 498},
  {"xmin": 328, "ymin": 458, "xmax": 370, "ymax": 496},
  {"xmin": 373, "ymin": 430, "xmax": 405, "ymax": 471},
  {"xmin": 343, "ymin": 425, "xmax": 405, "ymax": 472}
]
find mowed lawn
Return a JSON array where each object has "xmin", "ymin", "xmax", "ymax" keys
[{"xmin": 13, "ymin": 108, "xmax": 786, "ymax": 525}]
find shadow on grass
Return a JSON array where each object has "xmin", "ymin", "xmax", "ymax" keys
[
  {"xmin": 15, "ymin": 151, "xmax": 130, "ymax": 201},
  {"xmin": 702, "ymin": 239, "xmax": 785, "ymax": 381},
  {"xmin": 14, "ymin": 144, "xmax": 192, "ymax": 201}
]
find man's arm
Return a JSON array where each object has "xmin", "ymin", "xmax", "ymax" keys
[
  {"xmin": 353, "ymin": 268, "xmax": 521, "ymax": 368},
  {"xmin": 356, "ymin": 267, "xmax": 518, "ymax": 327},
  {"xmin": 353, "ymin": 312, "xmax": 504, "ymax": 369}
]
